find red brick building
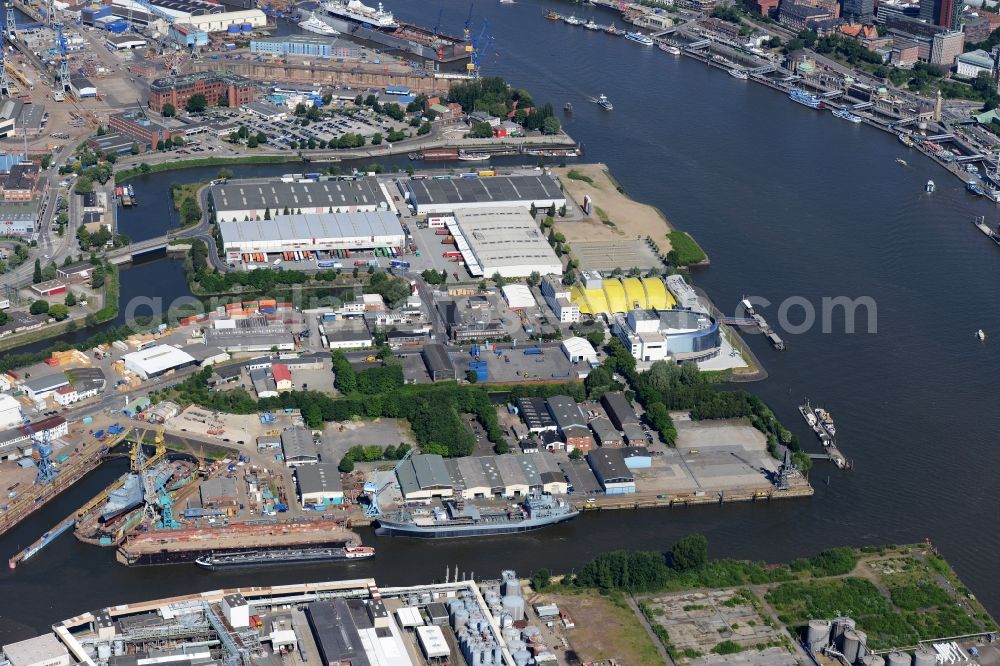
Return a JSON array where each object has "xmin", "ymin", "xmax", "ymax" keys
[
  {"xmin": 148, "ymin": 72, "xmax": 255, "ymax": 114},
  {"xmin": 108, "ymin": 110, "xmax": 172, "ymax": 151}
]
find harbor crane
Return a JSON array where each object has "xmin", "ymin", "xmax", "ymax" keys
[
  {"xmin": 463, "ymin": 3, "xmax": 474, "ymax": 41},
  {"xmin": 4, "ymin": 0, "xmax": 15, "ymax": 41},
  {"xmin": 0, "ymin": 48, "xmax": 9, "ymax": 98},
  {"xmin": 26, "ymin": 421, "xmax": 58, "ymax": 485},
  {"xmin": 56, "ymin": 22, "xmax": 69, "ymax": 93},
  {"xmin": 362, "ymin": 447, "xmax": 414, "ymax": 518},
  {"xmin": 468, "ymin": 20, "xmax": 494, "ymax": 79},
  {"xmin": 432, "ymin": 8, "xmax": 442, "ymax": 36}
]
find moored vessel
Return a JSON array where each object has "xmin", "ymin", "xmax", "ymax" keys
[
  {"xmin": 544, "ymin": 9, "xmax": 560, "ymax": 20},
  {"xmin": 298, "ymin": 11, "xmax": 340, "ymax": 35},
  {"xmin": 624, "ymin": 31, "xmax": 654, "ymax": 45},
  {"xmin": 832, "ymin": 108, "xmax": 862, "ymax": 123},
  {"xmin": 322, "ymin": 0, "xmax": 397, "ymax": 28},
  {"xmin": 563, "ymin": 14, "xmax": 582, "ymax": 25},
  {"xmin": 658, "ymin": 42, "xmax": 680, "ymax": 54},
  {"xmin": 728, "ymin": 68, "xmax": 748, "ymax": 79},
  {"xmin": 604, "ymin": 23, "xmax": 622, "ymax": 35},
  {"xmin": 458, "ymin": 151, "xmax": 490, "ymax": 161},
  {"xmin": 195, "ymin": 545, "xmax": 375, "ymax": 570},
  {"xmin": 789, "ymin": 87, "xmax": 823, "ymax": 109},
  {"xmin": 375, "ymin": 493, "xmax": 579, "ymax": 538}
]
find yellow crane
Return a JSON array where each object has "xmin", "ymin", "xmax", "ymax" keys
[
  {"xmin": 128, "ymin": 426, "xmax": 167, "ymax": 472},
  {"xmin": 5, "ymin": 61, "xmax": 32, "ymax": 90}
]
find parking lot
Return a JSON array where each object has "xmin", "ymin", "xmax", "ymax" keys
[
  {"xmin": 453, "ymin": 346, "xmax": 580, "ymax": 384},
  {"xmin": 317, "ymin": 417, "xmax": 414, "ymax": 464},
  {"xmin": 406, "ymin": 221, "xmax": 477, "ymax": 281},
  {"xmin": 232, "ymin": 106, "xmax": 411, "ymax": 151}
]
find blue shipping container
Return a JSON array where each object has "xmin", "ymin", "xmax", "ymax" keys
[
  {"xmin": 523, "ymin": 348, "xmax": 543, "ymax": 355},
  {"xmin": 107, "ymin": 21, "xmax": 128, "ymax": 33}
]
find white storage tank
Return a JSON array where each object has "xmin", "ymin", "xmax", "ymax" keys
[
  {"xmin": 807, "ymin": 619, "xmax": 832, "ymax": 650},
  {"xmin": 862, "ymin": 655, "xmax": 886, "ymax": 666},
  {"xmin": 855, "ymin": 630, "xmax": 868, "ymax": 660},
  {"xmin": 841, "ymin": 629, "xmax": 862, "ymax": 663},
  {"xmin": 885, "ymin": 651, "xmax": 911, "ymax": 666},
  {"xmin": 502, "ymin": 595, "xmax": 525, "ymax": 621},
  {"xmin": 914, "ymin": 647, "xmax": 936, "ymax": 666},
  {"xmin": 453, "ymin": 608, "xmax": 469, "ymax": 631}
]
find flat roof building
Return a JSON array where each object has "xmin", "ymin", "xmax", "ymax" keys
[
  {"xmin": 601, "ymin": 392, "xmax": 640, "ymax": 430},
  {"xmin": 296, "ymin": 462, "xmax": 344, "ymax": 506},
  {"xmin": 422, "ymin": 343, "xmax": 457, "ymax": 381},
  {"xmin": 449, "ymin": 207, "xmax": 562, "ymax": 278},
  {"xmin": 219, "ymin": 212, "xmax": 404, "ymax": 258},
  {"xmin": 402, "ymin": 173, "xmax": 566, "ymax": 215},
  {"xmin": 148, "ymin": 71, "xmax": 254, "ymax": 114},
  {"xmin": 517, "ymin": 397, "xmax": 556, "ymax": 433},
  {"xmin": 209, "ymin": 178, "xmax": 389, "ymax": 221},
  {"xmin": 122, "ymin": 345, "xmax": 197, "ymax": 379},
  {"xmin": 2, "ymin": 634, "xmax": 71, "ymax": 666},
  {"xmin": 205, "ymin": 319, "xmax": 295, "ymax": 353}
]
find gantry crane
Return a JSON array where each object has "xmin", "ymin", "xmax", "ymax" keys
[
  {"xmin": 56, "ymin": 22, "xmax": 69, "ymax": 93},
  {"xmin": 362, "ymin": 447, "xmax": 414, "ymax": 518},
  {"xmin": 25, "ymin": 421, "xmax": 58, "ymax": 485}
]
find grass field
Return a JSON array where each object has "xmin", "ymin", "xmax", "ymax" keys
[
  {"xmin": 667, "ymin": 230, "xmax": 708, "ymax": 266},
  {"xmin": 541, "ymin": 589, "xmax": 662, "ymax": 665}
]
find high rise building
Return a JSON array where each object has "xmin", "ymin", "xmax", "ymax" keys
[
  {"xmin": 842, "ymin": 0, "xmax": 875, "ymax": 22},
  {"xmin": 919, "ymin": 0, "xmax": 963, "ymax": 29}
]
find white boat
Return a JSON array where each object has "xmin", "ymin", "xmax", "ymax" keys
[
  {"xmin": 583, "ymin": 20, "xmax": 603, "ymax": 30},
  {"xmin": 624, "ymin": 31, "xmax": 654, "ymax": 45},
  {"xmin": 832, "ymin": 108, "xmax": 862, "ymax": 123},
  {"xmin": 658, "ymin": 42, "xmax": 681, "ymax": 55},
  {"xmin": 895, "ymin": 158, "xmax": 907, "ymax": 166},
  {"xmin": 595, "ymin": 94, "xmax": 613, "ymax": 110},
  {"xmin": 563, "ymin": 14, "xmax": 582, "ymax": 25},
  {"xmin": 458, "ymin": 152, "xmax": 490, "ymax": 161},
  {"xmin": 322, "ymin": 0, "xmax": 398, "ymax": 28},
  {"xmin": 976, "ymin": 329, "xmax": 986, "ymax": 341},
  {"xmin": 500, "ymin": 0, "xmax": 515, "ymax": 4},
  {"xmin": 728, "ymin": 68, "xmax": 748, "ymax": 79},
  {"xmin": 298, "ymin": 12, "xmax": 340, "ymax": 35},
  {"xmin": 926, "ymin": 180, "xmax": 935, "ymax": 193}
]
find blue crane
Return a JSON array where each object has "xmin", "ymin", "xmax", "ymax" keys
[
  {"xmin": 56, "ymin": 22, "xmax": 69, "ymax": 92},
  {"xmin": 469, "ymin": 19, "xmax": 494, "ymax": 79},
  {"xmin": 363, "ymin": 446, "xmax": 415, "ymax": 518},
  {"xmin": 463, "ymin": 3, "xmax": 474, "ymax": 41},
  {"xmin": 432, "ymin": 8, "xmax": 442, "ymax": 35},
  {"xmin": 25, "ymin": 421, "xmax": 58, "ymax": 485}
]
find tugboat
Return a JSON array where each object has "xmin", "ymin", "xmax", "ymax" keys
[
  {"xmin": 925, "ymin": 179, "xmax": 935, "ymax": 193},
  {"xmin": 595, "ymin": 94, "xmax": 613, "ymax": 111},
  {"xmin": 563, "ymin": 102, "xmax": 573, "ymax": 114},
  {"xmin": 604, "ymin": 23, "xmax": 622, "ymax": 35},
  {"xmin": 544, "ymin": 9, "xmax": 560, "ymax": 20}
]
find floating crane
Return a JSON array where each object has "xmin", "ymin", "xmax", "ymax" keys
[{"xmin": 362, "ymin": 447, "xmax": 414, "ymax": 518}]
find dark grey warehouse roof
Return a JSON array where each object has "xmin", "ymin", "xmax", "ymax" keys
[
  {"xmin": 210, "ymin": 178, "xmax": 384, "ymax": 212},
  {"xmin": 403, "ymin": 174, "xmax": 563, "ymax": 206}
]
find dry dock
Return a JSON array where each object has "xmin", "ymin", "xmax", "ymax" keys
[{"xmin": 116, "ymin": 518, "xmax": 362, "ymax": 566}]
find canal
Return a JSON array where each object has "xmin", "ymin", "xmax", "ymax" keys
[{"xmin": 3, "ymin": 0, "xmax": 1000, "ymax": 639}]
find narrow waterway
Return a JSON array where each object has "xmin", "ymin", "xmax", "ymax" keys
[{"xmin": 3, "ymin": 0, "xmax": 1000, "ymax": 640}]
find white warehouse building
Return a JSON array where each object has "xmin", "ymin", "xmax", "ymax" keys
[
  {"xmin": 123, "ymin": 345, "xmax": 197, "ymax": 380},
  {"xmin": 219, "ymin": 212, "xmax": 406, "ymax": 260},
  {"xmin": 184, "ymin": 9, "xmax": 266, "ymax": 32},
  {"xmin": 448, "ymin": 207, "xmax": 563, "ymax": 279}
]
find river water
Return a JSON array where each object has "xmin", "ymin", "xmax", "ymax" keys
[{"xmin": 3, "ymin": 0, "xmax": 1000, "ymax": 640}]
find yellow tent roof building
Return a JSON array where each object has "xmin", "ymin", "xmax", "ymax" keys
[{"xmin": 569, "ymin": 275, "xmax": 676, "ymax": 316}]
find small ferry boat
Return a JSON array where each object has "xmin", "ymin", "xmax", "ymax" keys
[
  {"xmin": 925, "ymin": 179, "xmax": 935, "ymax": 193},
  {"xmin": 832, "ymin": 108, "xmax": 862, "ymax": 123},
  {"xmin": 728, "ymin": 68, "xmax": 748, "ymax": 79},
  {"xmin": 563, "ymin": 14, "xmax": 582, "ymax": 25},
  {"xmin": 595, "ymin": 94, "xmax": 613, "ymax": 111},
  {"xmin": 898, "ymin": 132, "xmax": 915, "ymax": 147},
  {"xmin": 625, "ymin": 31, "xmax": 654, "ymax": 45},
  {"xmin": 658, "ymin": 42, "xmax": 681, "ymax": 55},
  {"xmin": 967, "ymin": 181, "xmax": 985, "ymax": 196}
]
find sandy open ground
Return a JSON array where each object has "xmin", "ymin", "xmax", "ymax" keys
[{"xmin": 552, "ymin": 163, "xmax": 673, "ymax": 255}]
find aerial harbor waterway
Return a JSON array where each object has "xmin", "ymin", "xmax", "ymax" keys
[{"xmin": 4, "ymin": 0, "xmax": 1000, "ymax": 641}]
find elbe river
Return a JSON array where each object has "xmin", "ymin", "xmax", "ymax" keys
[{"xmin": 4, "ymin": 0, "xmax": 1000, "ymax": 640}]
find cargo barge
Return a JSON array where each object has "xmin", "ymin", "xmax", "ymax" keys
[{"xmin": 195, "ymin": 545, "xmax": 374, "ymax": 570}]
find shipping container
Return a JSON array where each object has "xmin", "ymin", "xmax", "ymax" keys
[
  {"xmin": 523, "ymin": 348, "xmax": 543, "ymax": 355},
  {"xmin": 442, "ymin": 250, "xmax": 462, "ymax": 258}
]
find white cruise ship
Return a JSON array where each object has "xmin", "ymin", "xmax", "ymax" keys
[
  {"xmin": 322, "ymin": 0, "xmax": 398, "ymax": 29},
  {"xmin": 299, "ymin": 12, "xmax": 340, "ymax": 35}
]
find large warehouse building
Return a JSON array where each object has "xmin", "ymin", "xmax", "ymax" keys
[
  {"xmin": 123, "ymin": 345, "xmax": 197, "ymax": 379},
  {"xmin": 569, "ymin": 273, "xmax": 677, "ymax": 316},
  {"xmin": 446, "ymin": 207, "xmax": 562, "ymax": 278},
  {"xmin": 220, "ymin": 212, "xmax": 405, "ymax": 262},
  {"xmin": 210, "ymin": 178, "xmax": 392, "ymax": 222},
  {"xmin": 400, "ymin": 173, "xmax": 566, "ymax": 215}
]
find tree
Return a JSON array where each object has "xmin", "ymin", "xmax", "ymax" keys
[
  {"xmin": 40, "ymin": 155, "xmax": 51, "ymax": 169},
  {"xmin": 491, "ymin": 272, "xmax": 506, "ymax": 287},
  {"xmin": 48, "ymin": 303, "xmax": 69, "ymax": 321},
  {"xmin": 527, "ymin": 271, "xmax": 541, "ymax": 287},
  {"xmin": 161, "ymin": 102, "xmax": 176, "ymax": 117},
  {"xmin": 172, "ymin": 136, "xmax": 185, "ymax": 148},
  {"xmin": 42, "ymin": 261, "xmax": 57, "ymax": 280},
  {"xmin": 131, "ymin": 143, "xmax": 140, "ymax": 156},
  {"xmin": 569, "ymin": 448, "xmax": 583, "ymax": 460},
  {"xmin": 417, "ymin": 121, "xmax": 431, "ymax": 136},
  {"xmin": 530, "ymin": 568, "xmax": 551, "ymax": 591},
  {"xmin": 32, "ymin": 258, "xmax": 41, "ymax": 283},
  {"xmin": 247, "ymin": 135, "xmax": 259, "ymax": 148},
  {"xmin": 156, "ymin": 139, "xmax": 165, "ymax": 151},
  {"xmin": 670, "ymin": 534, "xmax": 708, "ymax": 572},
  {"xmin": 542, "ymin": 116, "xmax": 561, "ymax": 135},
  {"xmin": 29, "ymin": 299, "xmax": 49, "ymax": 315},
  {"xmin": 466, "ymin": 370, "xmax": 479, "ymax": 383},
  {"xmin": 371, "ymin": 132, "xmax": 383, "ymax": 145},
  {"xmin": 469, "ymin": 122, "xmax": 493, "ymax": 139},
  {"xmin": 64, "ymin": 291, "xmax": 77, "ymax": 306},
  {"xmin": 185, "ymin": 93, "xmax": 208, "ymax": 113},
  {"xmin": 338, "ymin": 455, "xmax": 355, "ymax": 473},
  {"xmin": 256, "ymin": 131, "xmax": 267, "ymax": 145}
]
